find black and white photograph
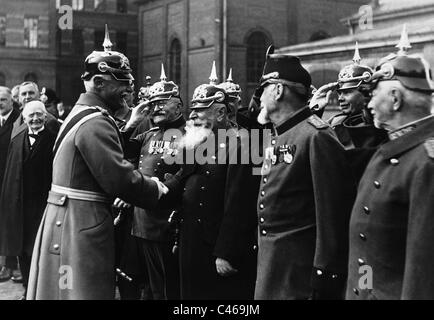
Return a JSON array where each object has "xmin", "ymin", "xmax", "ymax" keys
[{"xmin": 0, "ymin": 0, "xmax": 434, "ymax": 309}]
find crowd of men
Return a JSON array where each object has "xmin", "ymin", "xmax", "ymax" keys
[{"xmin": 0, "ymin": 25, "xmax": 433, "ymax": 300}]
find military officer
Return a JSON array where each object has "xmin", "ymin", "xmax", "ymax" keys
[
  {"xmin": 254, "ymin": 50, "xmax": 355, "ymax": 300},
  {"xmin": 26, "ymin": 25, "xmax": 168, "ymax": 300},
  {"xmin": 118, "ymin": 64, "xmax": 185, "ymax": 300},
  {"xmin": 346, "ymin": 36, "xmax": 434, "ymax": 300},
  {"xmin": 164, "ymin": 67, "xmax": 258, "ymax": 299},
  {"xmin": 310, "ymin": 43, "xmax": 388, "ymax": 181}
]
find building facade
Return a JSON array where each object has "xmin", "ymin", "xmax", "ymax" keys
[
  {"xmin": 277, "ymin": 0, "xmax": 434, "ymax": 112},
  {"xmin": 137, "ymin": 0, "xmax": 369, "ymax": 108},
  {"xmin": 0, "ymin": 0, "xmax": 139, "ymax": 106}
]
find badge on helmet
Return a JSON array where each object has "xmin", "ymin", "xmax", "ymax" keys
[
  {"xmin": 81, "ymin": 24, "xmax": 134, "ymax": 82},
  {"xmin": 147, "ymin": 64, "xmax": 180, "ymax": 104}
]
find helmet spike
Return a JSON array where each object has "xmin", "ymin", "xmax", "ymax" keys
[
  {"xmin": 160, "ymin": 63, "xmax": 167, "ymax": 81},
  {"xmin": 227, "ymin": 68, "xmax": 233, "ymax": 82},
  {"xmin": 353, "ymin": 42, "xmax": 361, "ymax": 65},
  {"xmin": 209, "ymin": 61, "xmax": 218, "ymax": 85},
  {"xmin": 396, "ymin": 24, "xmax": 412, "ymax": 55},
  {"xmin": 102, "ymin": 24, "xmax": 113, "ymax": 52}
]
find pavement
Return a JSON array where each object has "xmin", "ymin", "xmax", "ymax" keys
[{"xmin": 0, "ymin": 280, "xmax": 25, "ymax": 300}]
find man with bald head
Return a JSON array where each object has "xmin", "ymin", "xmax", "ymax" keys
[{"xmin": 0, "ymin": 100, "xmax": 56, "ymax": 299}]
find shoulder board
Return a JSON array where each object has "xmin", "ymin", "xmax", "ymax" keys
[
  {"xmin": 307, "ymin": 115, "xmax": 329, "ymax": 129},
  {"xmin": 91, "ymin": 106, "xmax": 110, "ymax": 117},
  {"xmin": 424, "ymin": 138, "xmax": 434, "ymax": 159}
]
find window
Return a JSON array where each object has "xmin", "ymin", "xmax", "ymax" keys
[
  {"xmin": 24, "ymin": 17, "xmax": 38, "ymax": 48},
  {"xmin": 24, "ymin": 73, "xmax": 38, "ymax": 84},
  {"xmin": 72, "ymin": 0, "xmax": 84, "ymax": 10},
  {"xmin": 0, "ymin": 73, "xmax": 5, "ymax": 86},
  {"xmin": 169, "ymin": 38, "xmax": 181, "ymax": 85},
  {"xmin": 94, "ymin": 0, "xmax": 106, "ymax": 11},
  {"xmin": 0, "ymin": 15, "xmax": 6, "ymax": 47},
  {"xmin": 117, "ymin": 0, "xmax": 127, "ymax": 13},
  {"xmin": 246, "ymin": 31, "xmax": 269, "ymax": 83},
  {"xmin": 72, "ymin": 29, "xmax": 84, "ymax": 55},
  {"xmin": 116, "ymin": 31, "xmax": 127, "ymax": 54}
]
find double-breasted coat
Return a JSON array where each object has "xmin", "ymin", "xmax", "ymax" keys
[
  {"xmin": 0, "ymin": 108, "xmax": 20, "ymax": 192},
  {"xmin": 26, "ymin": 93, "xmax": 160, "ymax": 300},
  {"xmin": 346, "ymin": 115, "xmax": 434, "ymax": 300},
  {"xmin": 164, "ymin": 130, "xmax": 260, "ymax": 300},
  {"xmin": 255, "ymin": 106, "xmax": 355, "ymax": 300}
]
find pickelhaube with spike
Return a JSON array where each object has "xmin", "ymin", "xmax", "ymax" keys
[
  {"xmin": 337, "ymin": 42, "xmax": 373, "ymax": 92},
  {"xmin": 138, "ymin": 76, "xmax": 152, "ymax": 102},
  {"xmin": 81, "ymin": 24, "xmax": 134, "ymax": 82},
  {"xmin": 147, "ymin": 64, "xmax": 180, "ymax": 103},
  {"xmin": 217, "ymin": 68, "xmax": 242, "ymax": 101},
  {"xmin": 370, "ymin": 24, "xmax": 434, "ymax": 92},
  {"xmin": 191, "ymin": 61, "xmax": 229, "ymax": 109}
]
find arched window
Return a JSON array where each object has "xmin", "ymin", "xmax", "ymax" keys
[
  {"xmin": 24, "ymin": 72, "xmax": 38, "ymax": 84},
  {"xmin": 169, "ymin": 38, "xmax": 181, "ymax": 85},
  {"xmin": 246, "ymin": 31, "xmax": 269, "ymax": 83},
  {"xmin": 0, "ymin": 72, "xmax": 5, "ymax": 86}
]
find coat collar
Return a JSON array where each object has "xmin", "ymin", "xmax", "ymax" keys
[
  {"xmin": 75, "ymin": 92, "xmax": 111, "ymax": 114},
  {"xmin": 275, "ymin": 106, "xmax": 312, "ymax": 135},
  {"xmin": 379, "ymin": 115, "xmax": 434, "ymax": 159}
]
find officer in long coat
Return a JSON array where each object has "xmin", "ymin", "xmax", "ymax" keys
[
  {"xmin": 26, "ymin": 32, "xmax": 167, "ymax": 300},
  {"xmin": 119, "ymin": 65, "xmax": 185, "ymax": 299},
  {"xmin": 346, "ymin": 41, "xmax": 434, "ymax": 300},
  {"xmin": 254, "ymin": 51, "xmax": 355, "ymax": 300},
  {"xmin": 164, "ymin": 75, "xmax": 259, "ymax": 300}
]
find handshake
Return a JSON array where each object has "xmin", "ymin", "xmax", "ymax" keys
[{"xmin": 113, "ymin": 177, "xmax": 169, "ymax": 210}]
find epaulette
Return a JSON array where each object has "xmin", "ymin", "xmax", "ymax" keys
[
  {"xmin": 424, "ymin": 138, "xmax": 434, "ymax": 159},
  {"xmin": 307, "ymin": 115, "xmax": 329, "ymax": 129},
  {"xmin": 148, "ymin": 126, "xmax": 160, "ymax": 132}
]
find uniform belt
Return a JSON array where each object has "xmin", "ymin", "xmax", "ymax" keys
[{"xmin": 50, "ymin": 184, "xmax": 112, "ymax": 203}]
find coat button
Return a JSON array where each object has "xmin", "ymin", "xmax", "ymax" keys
[
  {"xmin": 363, "ymin": 206, "xmax": 370, "ymax": 215},
  {"xmin": 263, "ymin": 177, "xmax": 267, "ymax": 183},
  {"xmin": 261, "ymin": 229, "xmax": 267, "ymax": 235},
  {"xmin": 197, "ymin": 218, "xmax": 201, "ymax": 223},
  {"xmin": 316, "ymin": 269, "xmax": 323, "ymax": 276},
  {"xmin": 157, "ymin": 163, "xmax": 161, "ymax": 166},
  {"xmin": 358, "ymin": 258, "xmax": 365, "ymax": 266},
  {"xmin": 332, "ymin": 274, "xmax": 338, "ymax": 279},
  {"xmin": 390, "ymin": 158, "xmax": 399, "ymax": 165},
  {"xmin": 140, "ymin": 154, "xmax": 143, "ymax": 158},
  {"xmin": 359, "ymin": 233, "xmax": 367, "ymax": 241},
  {"xmin": 139, "ymin": 161, "xmax": 142, "ymax": 164},
  {"xmin": 206, "ymin": 171, "xmax": 210, "ymax": 175},
  {"xmin": 253, "ymin": 245, "xmax": 258, "ymax": 250},
  {"xmin": 271, "ymin": 140, "xmax": 276, "ymax": 145},
  {"xmin": 260, "ymin": 217, "xmax": 265, "ymax": 223},
  {"xmin": 53, "ymin": 244, "xmax": 60, "ymax": 250},
  {"xmin": 373, "ymin": 180, "xmax": 381, "ymax": 188},
  {"xmin": 56, "ymin": 221, "xmax": 62, "ymax": 227},
  {"xmin": 261, "ymin": 191, "xmax": 265, "ymax": 196},
  {"xmin": 201, "ymin": 186, "xmax": 205, "ymax": 191},
  {"xmin": 353, "ymin": 288, "xmax": 359, "ymax": 295},
  {"xmin": 259, "ymin": 203, "xmax": 264, "ymax": 209},
  {"xmin": 139, "ymin": 167, "xmax": 142, "ymax": 170},
  {"xmin": 199, "ymin": 203, "xmax": 203, "ymax": 207}
]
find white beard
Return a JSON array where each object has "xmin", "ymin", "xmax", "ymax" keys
[
  {"xmin": 179, "ymin": 120, "xmax": 213, "ymax": 150},
  {"xmin": 257, "ymin": 107, "xmax": 270, "ymax": 125}
]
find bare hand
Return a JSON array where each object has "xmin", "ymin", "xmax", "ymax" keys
[
  {"xmin": 215, "ymin": 257, "xmax": 238, "ymax": 277},
  {"xmin": 309, "ymin": 82, "xmax": 338, "ymax": 112},
  {"xmin": 151, "ymin": 177, "xmax": 169, "ymax": 199},
  {"xmin": 124, "ymin": 100, "xmax": 151, "ymax": 131},
  {"xmin": 113, "ymin": 198, "xmax": 132, "ymax": 209}
]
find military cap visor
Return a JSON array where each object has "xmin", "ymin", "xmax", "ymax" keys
[
  {"xmin": 81, "ymin": 51, "xmax": 134, "ymax": 82},
  {"xmin": 190, "ymin": 85, "xmax": 228, "ymax": 110},
  {"xmin": 370, "ymin": 55, "xmax": 434, "ymax": 92}
]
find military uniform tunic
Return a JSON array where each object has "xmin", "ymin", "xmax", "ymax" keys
[
  {"xmin": 346, "ymin": 115, "xmax": 434, "ymax": 300},
  {"xmin": 255, "ymin": 106, "xmax": 355, "ymax": 300},
  {"xmin": 27, "ymin": 93, "xmax": 159, "ymax": 300}
]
